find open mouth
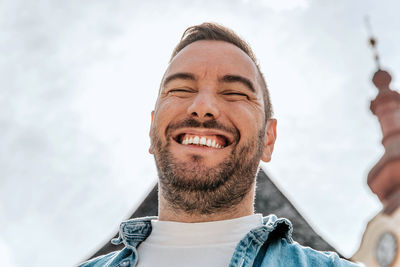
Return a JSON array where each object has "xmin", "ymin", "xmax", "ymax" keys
[{"xmin": 173, "ymin": 132, "xmax": 232, "ymax": 149}]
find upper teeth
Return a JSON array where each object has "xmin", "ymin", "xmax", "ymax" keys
[{"xmin": 182, "ymin": 136, "xmax": 222, "ymax": 148}]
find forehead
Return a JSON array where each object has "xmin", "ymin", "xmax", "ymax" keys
[{"xmin": 165, "ymin": 40, "xmax": 259, "ymax": 88}]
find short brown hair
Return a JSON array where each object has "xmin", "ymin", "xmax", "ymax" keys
[{"xmin": 170, "ymin": 22, "xmax": 273, "ymax": 120}]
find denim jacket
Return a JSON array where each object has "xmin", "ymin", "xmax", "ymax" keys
[{"xmin": 78, "ymin": 215, "xmax": 359, "ymax": 267}]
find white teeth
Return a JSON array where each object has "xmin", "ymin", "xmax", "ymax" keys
[
  {"xmin": 182, "ymin": 137, "xmax": 189, "ymax": 145},
  {"xmin": 200, "ymin": 137, "xmax": 206, "ymax": 145},
  {"xmin": 180, "ymin": 135, "xmax": 223, "ymax": 149},
  {"xmin": 211, "ymin": 140, "xmax": 216, "ymax": 148},
  {"xmin": 206, "ymin": 139, "xmax": 212, "ymax": 147},
  {"xmin": 193, "ymin": 136, "xmax": 200, "ymax": 145}
]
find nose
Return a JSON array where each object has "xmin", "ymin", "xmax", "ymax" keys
[{"xmin": 187, "ymin": 90, "xmax": 220, "ymax": 121}]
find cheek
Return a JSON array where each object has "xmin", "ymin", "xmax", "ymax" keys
[
  {"xmin": 157, "ymin": 98, "xmax": 189, "ymax": 115},
  {"xmin": 153, "ymin": 99, "xmax": 188, "ymax": 133},
  {"xmin": 224, "ymin": 102, "xmax": 265, "ymax": 129}
]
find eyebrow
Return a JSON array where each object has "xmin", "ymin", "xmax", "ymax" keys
[
  {"xmin": 162, "ymin": 72, "xmax": 255, "ymax": 93},
  {"xmin": 163, "ymin": 72, "xmax": 196, "ymax": 87},
  {"xmin": 220, "ymin": 75, "xmax": 255, "ymax": 93}
]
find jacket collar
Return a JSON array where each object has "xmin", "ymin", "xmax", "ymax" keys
[{"xmin": 112, "ymin": 214, "xmax": 293, "ymax": 248}]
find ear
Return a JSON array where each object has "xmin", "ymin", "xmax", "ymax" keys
[
  {"xmin": 261, "ymin": 119, "xmax": 277, "ymax": 162},
  {"xmin": 149, "ymin": 111, "xmax": 155, "ymax": 154}
]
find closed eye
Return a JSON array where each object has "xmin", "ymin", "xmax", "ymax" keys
[
  {"xmin": 225, "ymin": 92, "xmax": 247, "ymax": 96},
  {"xmin": 171, "ymin": 88, "xmax": 192, "ymax": 92},
  {"xmin": 167, "ymin": 88, "xmax": 195, "ymax": 97},
  {"xmin": 222, "ymin": 91, "xmax": 249, "ymax": 100}
]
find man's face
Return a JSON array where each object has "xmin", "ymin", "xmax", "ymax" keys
[{"xmin": 150, "ymin": 40, "xmax": 276, "ymax": 214}]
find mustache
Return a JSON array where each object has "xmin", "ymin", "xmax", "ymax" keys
[{"xmin": 166, "ymin": 118, "xmax": 239, "ymax": 140}]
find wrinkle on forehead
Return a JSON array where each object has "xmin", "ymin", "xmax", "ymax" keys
[{"xmin": 165, "ymin": 40, "xmax": 259, "ymax": 87}]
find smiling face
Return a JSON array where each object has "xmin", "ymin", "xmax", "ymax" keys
[{"xmin": 150, "ymin": 40, "xmax": 276, "ymax": 216}]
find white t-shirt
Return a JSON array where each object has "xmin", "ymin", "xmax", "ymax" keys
[{"xmin": 136, "ymin": 214, "xmax": 263, "ymax": 267}]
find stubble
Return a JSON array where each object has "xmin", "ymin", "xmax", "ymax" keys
[{"xmin": 151, "ymin": 118, "xmax": 265, "ymax": 215}]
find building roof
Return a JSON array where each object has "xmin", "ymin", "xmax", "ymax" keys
[{"xmin": 88, "ymin": 168, "xmax": 338, "ymax": 260}]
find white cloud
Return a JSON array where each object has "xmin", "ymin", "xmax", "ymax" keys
[
  {"xmin": 0, "ymin": 239, "xmax": 16, "ymax": 267},
  {"xmin": 241, "ymin": 0, "xmax": 309, "ymax": 11}
]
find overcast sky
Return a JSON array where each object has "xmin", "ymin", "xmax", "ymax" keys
[{"xmin": 1, "ymin": 0, "xmax": 399, "ymax": 266}]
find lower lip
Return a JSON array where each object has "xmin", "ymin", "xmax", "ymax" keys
[{"xmin": 175, "ymin": 141, "xmax": 225, "ymax": 151}]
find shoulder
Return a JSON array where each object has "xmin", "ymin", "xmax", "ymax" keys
[
  {"xmin": 77, "ymin": 251, "xmax": 118, "ymax": 267},
  {"xmin": 262, "ymin": 238, "xmax": 360, "ymax": 267}
]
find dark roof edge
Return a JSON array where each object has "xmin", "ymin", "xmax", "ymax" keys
[{"xmin": 259, "ymin": 166, "xmax": 343, "ymax": 257}]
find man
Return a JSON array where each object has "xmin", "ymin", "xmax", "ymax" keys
[{"xmin": 79, "ymin": 23, "xmax": 359, "ymax": 267}]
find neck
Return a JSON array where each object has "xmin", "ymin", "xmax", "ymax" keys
[{"xmin": 158, "ymin": 185, "xmax": 255, "ymax": 223}]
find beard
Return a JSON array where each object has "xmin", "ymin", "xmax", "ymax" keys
[{"xmin": 151, "ymin": 118, "xmax": 265, "ymax": 215}]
